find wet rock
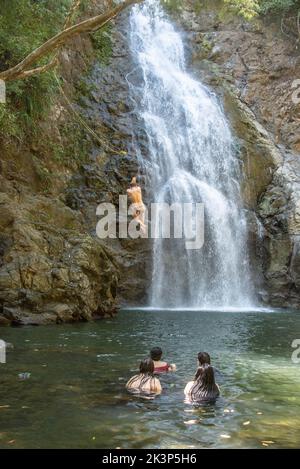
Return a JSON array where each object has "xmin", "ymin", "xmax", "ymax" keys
[
  {"xmin": 0, "ymin": 316, "xmax": 10, "ymax": 326},
  {"xmin": 0, "ymin": 151, "xmax": 119, "ymax": 326}
]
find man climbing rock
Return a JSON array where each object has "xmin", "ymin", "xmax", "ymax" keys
[{"xmin": 127, "ymin": 176, "xmax": 146, "ymax": 234}]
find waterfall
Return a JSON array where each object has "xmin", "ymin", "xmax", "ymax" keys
[{"xmin": 129, "ymin": 0, "xmax": 255, "ymax": 309}]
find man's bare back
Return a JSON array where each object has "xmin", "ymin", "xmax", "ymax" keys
[
  {"xmin": 127, "ymin": 177, "xmax": 146, "ymax": 233},
  {"xmin": 127, "ymin": 185, "xmax": 143, "ymax": 204}
]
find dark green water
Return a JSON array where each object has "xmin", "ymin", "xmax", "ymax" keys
[{"xmin": 0, "ymin": 309, "xmax": 300, "ymax": 449}]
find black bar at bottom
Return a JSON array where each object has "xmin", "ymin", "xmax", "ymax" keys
[{"xmin": 0, "ymin": 448, "xmax": 296, "ymax": 465}]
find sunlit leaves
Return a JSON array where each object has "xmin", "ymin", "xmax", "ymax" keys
[
  {"xmin": 224, "ymin": 0, "xmax": 300, "ymax": 18},
  {"xmin": 223, "ymin": 0, "xmax": 260, "ymax": 19}
]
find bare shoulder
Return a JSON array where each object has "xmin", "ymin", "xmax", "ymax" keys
[{"xmin": 184, "ymin": 381, "xmax": 194, "ymax": 395}]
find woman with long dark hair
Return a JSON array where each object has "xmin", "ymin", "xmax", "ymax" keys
[
  {"xmin": 126, "ymin": 358, "xmax": 162, "ymax": 394},
  {"xmin": 184, "ymin": 364, "xmax": 220, "ymax": 402},
  {"xmin": 193, "ymin": 351, "xmax": 222, "ymax": 382}
]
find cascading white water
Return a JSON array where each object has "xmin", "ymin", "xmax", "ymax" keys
[{"xmin": 129, "ymin": 0, "xmax": 255, "ymax": 308}]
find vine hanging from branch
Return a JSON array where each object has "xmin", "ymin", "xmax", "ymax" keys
[{"xmin": 0, "ymin": 0, "xmax": 143, "ymax": 82}]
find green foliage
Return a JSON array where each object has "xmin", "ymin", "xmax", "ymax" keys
[
  {"xmin": 224, "ymin": 0, "xmax": 300, "ymax": 17},
  {"xmin": 0, "ymin": 105, "xmax": 20, "ymax": 139},
  {"xmin": 201, "ymin": 36, "xmax": 214, "ymax": 52},
  {"xmin": 259, "ymin": 0, "xmax": 300, "ymax": 14},
  {"xmin": 32, "ymin": 156, "xmax": 52, "ymax": 191},
  {"xmin": 0, "ymin": 0, "xmax": 72, "ymax": 68},
  {"xmin": 223, "ymin": 0, "xmax": 260, "ymax": 19},
  {"xmin": 75, "ymin": 79, "xmax": 96, "ymax": 107},
  {"xmin": 0, "ymin": 0, "xmax": 74, "ymax": 139},
  {"xmin": 91, "ymin": 24, "xmax": 113, "ymax": 65},
  {"xmin": 0, "ymin": 73, "xmax": 59, "ymax": 138},
  {"xmin": 32, "ymin": 119, "xmax": 91, "ymax": 192},
  {"xmin": 161, "ymin": 0, "xmax": 300, "ymax": 18},
  {"xmin": 50, "ymin": 120, "xmax": 91, "ymax": 166},
  {"xmin": 162, "ymin": 0, "xmax": 183, "ymax": 13}
]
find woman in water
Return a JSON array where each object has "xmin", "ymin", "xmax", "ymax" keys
[
  {"xmin": 194, "ymin": 352, "xmax": 222, "ymax": 382},
  {"xmin": 126, "ymin": 358, "xmax": 162, "ymax": 395},
  {"xmin": 150, "ymin": 347, "xmax": 176, "ymax": 373},
  {"xmin": 184, "ymin": 364, "xmax": 220, "ymax": 403}
]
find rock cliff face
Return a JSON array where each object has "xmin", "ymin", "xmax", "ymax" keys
[
  {"xmin": 0, "ymin": 3, "xmax": 123, "ymax": 326},
  {"xmin": 0, "ymin": 3, "xmax": 151, "ymax": 326},
  {"xmin": 1, "ymin": 0, "xmax": 300, "ymax": 326}
]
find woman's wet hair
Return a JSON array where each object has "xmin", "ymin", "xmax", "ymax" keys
[
  {"xmin": 197, "ymin": 352, "xmax": 211, "ymax": 365},
  {"xmin": 126, "ymin": 358, "xmax": 156, "ymax": 393},
  {"xmin": 150, "ymin": 347, "xmax": 163, "ymax": 361},
  {"xmin": 139, "ymin": 358, "xmax": 154, "ymax": 374},
  {"xmin": 190, "ymin": 364, "xmax": 219, "ymax": 402}
]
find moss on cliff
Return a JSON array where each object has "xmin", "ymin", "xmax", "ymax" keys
[{"xmin": 91, "ymin": 24, "xmax": 113, "ymax": 65}]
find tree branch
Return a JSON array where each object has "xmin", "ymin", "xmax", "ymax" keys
[
  {"xmin": 12, "ymin": 58, "xmax": 59, "ymax": 80},
  {"xmin": 0, "ymin": 0, "xmax": 142, "ymax": 82}
]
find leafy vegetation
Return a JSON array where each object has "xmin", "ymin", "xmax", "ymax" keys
[
  {"xmin": 223, "ymin": 0, "xmax": 259, "ymax": 19},
  {"xmin": 224, "ymin": 0, "xmax": 300, "ymax": 18},
  {"xmin": 163, "ymin": 0, "xmax": 300, "ymax": 18},
  {"xmin": 56, "ymin": 120, "xmax": 92, "ymax": 165},
  {"xmin": 91, "ymin": 24, "xmax": 113, "ymax": 65},
  {"xmin": 4, "ymin": 72, "xmax": 60, "ymax": 138},
  {"xmin": 259, "ymin": 0, "xmax": 300, "ymax": 14},
  {"xmin": 0, "ymin": 0, "xmax": 99, "ymax": 196},
  {"xmin": 162, "ymin": 0, "xmax": 183, "ymax": 13},
  {"xmin": 0, "ymin": 1, "xmax": 73, "ymax": 68},
  {"xmin": 0, "ymin": 0, "xmax": 75, "ymax": 138},
  {"xmin": 0, "ymin": 0, "xmax": 115, "ymax": 142}
]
